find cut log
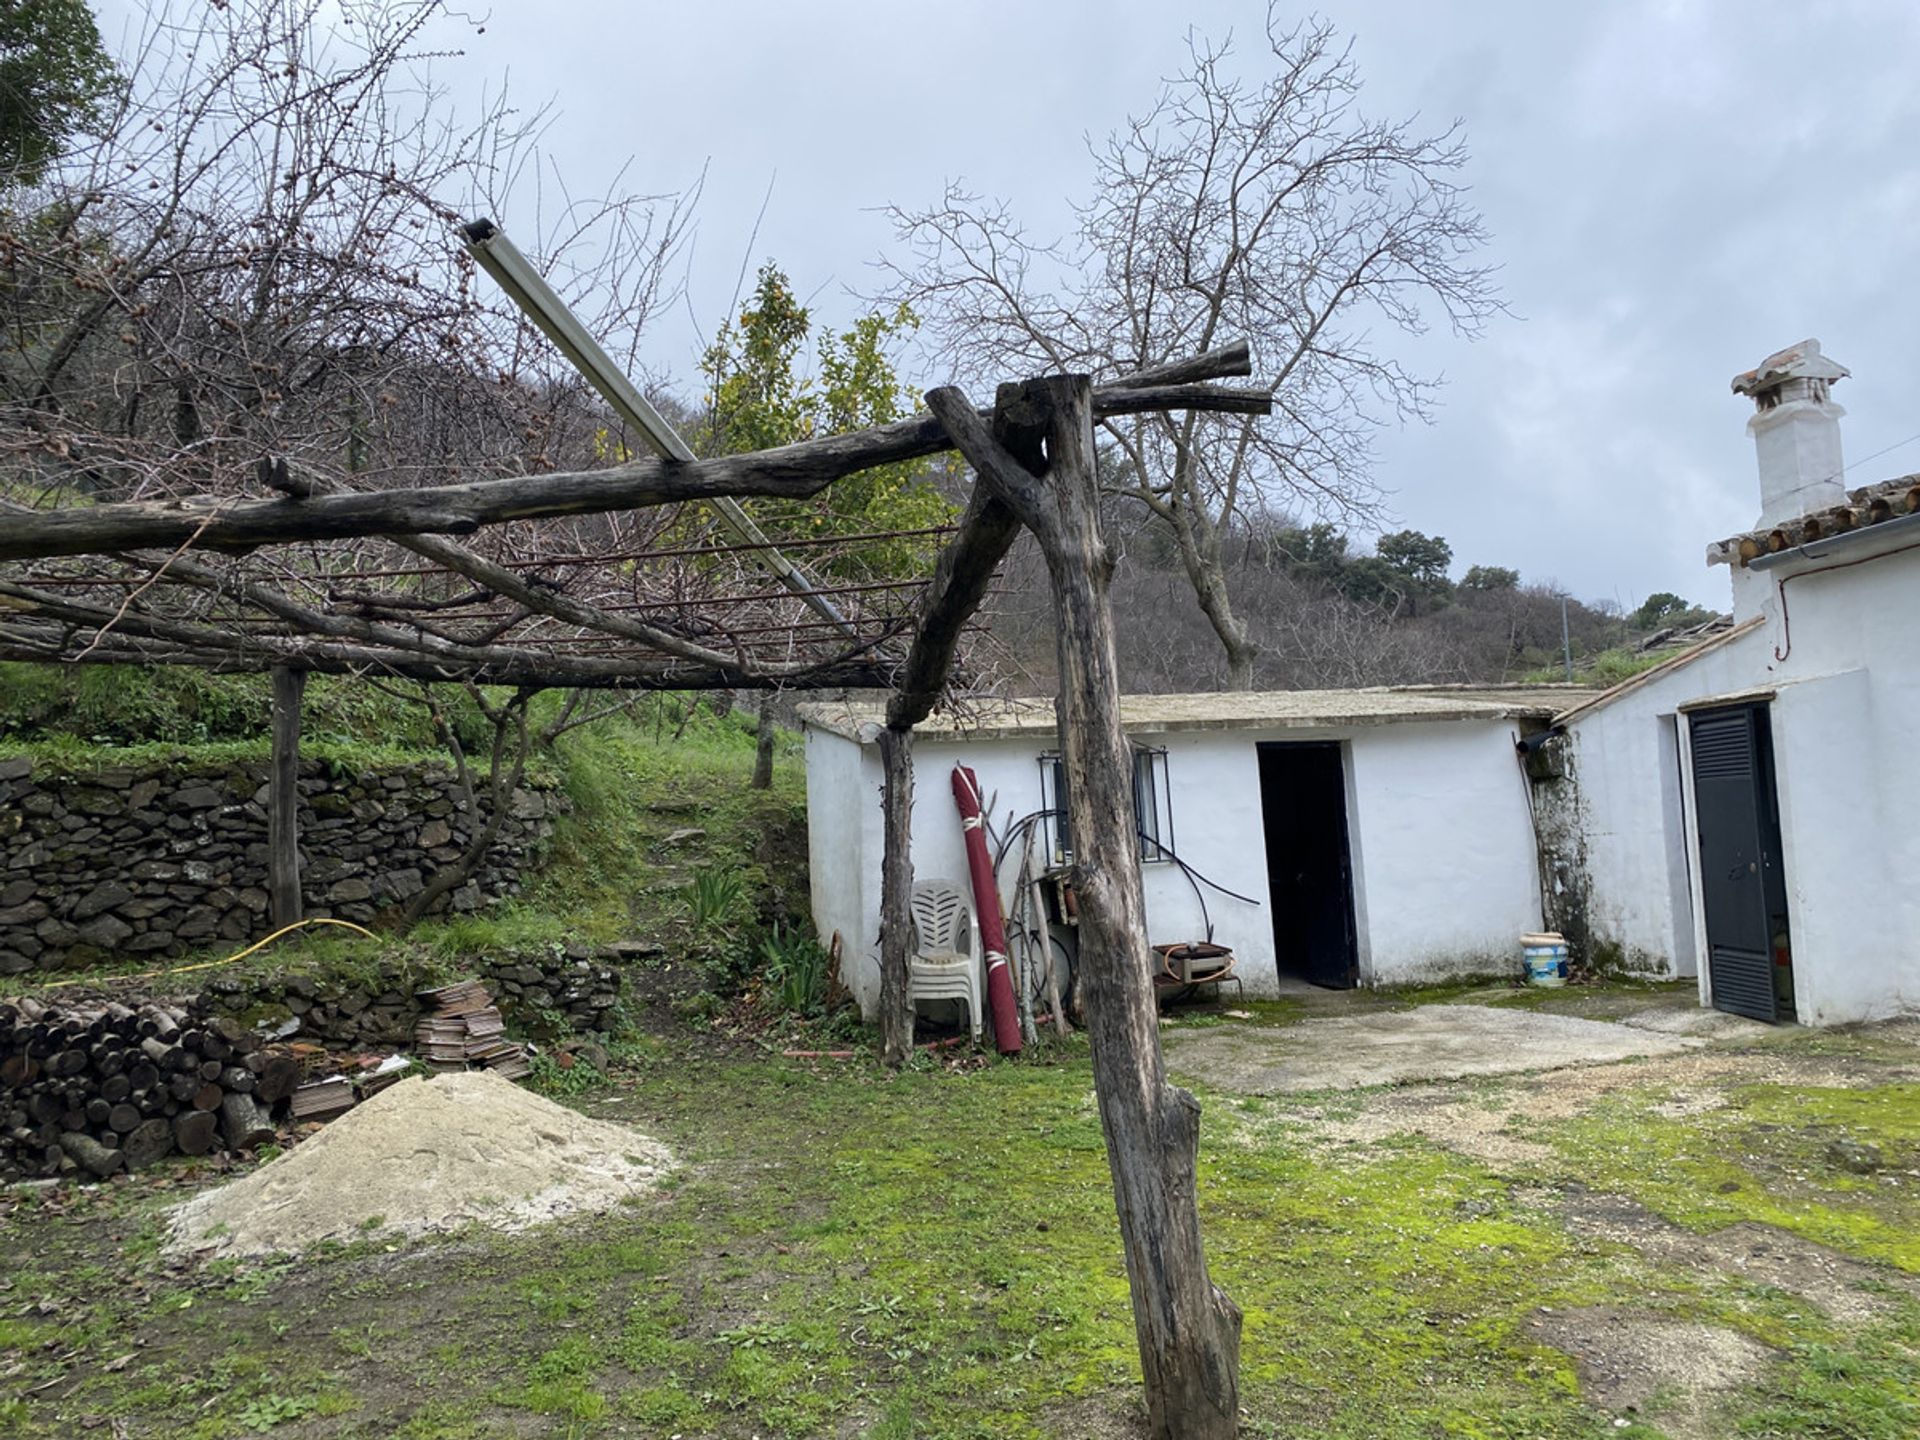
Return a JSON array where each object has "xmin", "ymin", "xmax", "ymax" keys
[
  {"xmin": 206, "ymin": 1016, "xmax": 248, "ymax": 1048},
  {"xmin": 143, "ymin": 1008, "xmax": 180, "ymax": 1041},
  {"xmin": 123, "ymin": 1119, "xmax": 175, "ymax": 1170},
  {"xmin": 108, "ymin": 1103, "xmax": 142, "ymax": 1134},
  {"xmin": 172, "ymin": 1110, "xmax": 218, "ymax": 1156},
  {"xmin": 219, "ymin": 1092, "xmax": 275, "ymax": 1151},
  {"xmin": 255, "ymin": 1053, "xmax": 302, "ymax": 1106},
  {"xmin": 191, "ymin": 1083, "xmax": 225, "ymax": 1113},
  {"xmin": 58, "ymin": 1130, "xmax": 124, "ymax": 1179}
]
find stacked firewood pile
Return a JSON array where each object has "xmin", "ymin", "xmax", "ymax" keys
[{"xmin": 0, "ymin": 998, "xmax": 302, "ymax": 1181}]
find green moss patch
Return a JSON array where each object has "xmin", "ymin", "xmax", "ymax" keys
[{"xmin": 1539, "ymin": 1081, "xmax": 1920, "ymax": 1271}]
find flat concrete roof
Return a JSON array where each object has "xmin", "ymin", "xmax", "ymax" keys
[{"xmin": 798, "ymin": 684, "xmax": 1589, "ymax": 744}]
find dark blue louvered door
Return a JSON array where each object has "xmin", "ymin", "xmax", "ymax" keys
[{"xmin": 1689, "ymin": 704, "xmax": 1790, "ymax": 1021}]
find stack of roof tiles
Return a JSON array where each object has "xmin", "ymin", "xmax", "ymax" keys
[{"xmin": 415, "ymin": 981, "xmax": 531, "ymax": 1081}]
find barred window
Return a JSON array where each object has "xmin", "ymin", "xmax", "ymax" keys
[{"xmin": 1039, "ymin": 746, "xmax": 1173, "ymax": 866}]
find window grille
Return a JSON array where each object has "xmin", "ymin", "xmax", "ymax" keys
[{"xmin": 1038, "ymin": 745, "xmax": 1173, "ymax": 867}]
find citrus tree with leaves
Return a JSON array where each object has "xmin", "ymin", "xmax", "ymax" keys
[{"xmin": 698, "ymin": 263, "xmax": 953, "ymax": 579}]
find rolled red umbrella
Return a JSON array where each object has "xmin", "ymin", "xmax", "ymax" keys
[{"xmin": 952, "ymin": 764, "xmax": 1023, "ymax": 1055}]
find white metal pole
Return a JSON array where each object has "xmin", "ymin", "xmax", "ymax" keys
[{"xmin": 461, "ymin": 219, "xmax": 860, "ymax": 640}]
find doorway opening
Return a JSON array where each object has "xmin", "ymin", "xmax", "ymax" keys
[
  {"xmin": 1257, "ymin": 741, "xmax": 1359, "ymax": 989},
  {"xmin": 1689, "ymin": 703, "xmax": 1794, "ymax": 1022}
]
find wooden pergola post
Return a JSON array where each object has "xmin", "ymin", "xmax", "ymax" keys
[
  {"xmin": 268, "ymin": 665, "xmax": 307, "ymax": 929},
  {"xmin": 875, "ymin": 725, "xmax": 916, "ymax": 1066},
  {"xmin": 926, "ymin": 375, "xmax": 1243, "ymax": 1439}
]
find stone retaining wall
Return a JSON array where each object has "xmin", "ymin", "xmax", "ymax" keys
[
  {"xmin": 0, "ymin": 755, "xmax": 565, "ymax": 974},
  {"xmin": 195, "ymin": 943, "xmax": 637, "ymax": 1049}
]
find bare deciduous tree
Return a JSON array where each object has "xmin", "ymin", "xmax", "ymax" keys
[
  {"xmin": 0, "ymin": 0, "xmax": 696, "ymax": 511},
  {"xmin": 884, "ymin": 13, "xmax": 1499, "ymax": 688}
]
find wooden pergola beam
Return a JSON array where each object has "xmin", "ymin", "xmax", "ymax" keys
[{"xmin": 0, "ymin": 364, "xmax": 1257, "ymax": 563}]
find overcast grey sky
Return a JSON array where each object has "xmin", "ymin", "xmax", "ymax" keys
[{"xmin": 457, "ymin": 2, "xmax": 1919, "ymax": 609}]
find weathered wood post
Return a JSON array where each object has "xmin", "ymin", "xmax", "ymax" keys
[
  {"xmin": 876, "ymin": 725, "xmax": 917, "ymax": 1066},
  {"xmin": 927, "ymin": 376, "xmax": 1243, "ymax": 1439},
  {"xmin": 751, "ymin": 703, "xmax": 777, "ymax": 790},
  {"xmin": 267, "ymin": 665, "xmax": 307, "ymax": 929},
  {"xmin": 875, "ymin": 482, "xmax": 1028, "ymax": 1067}
]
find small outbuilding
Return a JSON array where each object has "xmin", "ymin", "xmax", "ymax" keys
[
  {"xmin": 1539, "ymin": 340, "xmax": 1920, "ymax": 1025},
  {"xmin": 800, "ymin": 686, "xmax": 1574, "ymax": 1015},
  {"xmin": 800, "ymin": 338, "xmax": 1919, "ymax": 1029}
]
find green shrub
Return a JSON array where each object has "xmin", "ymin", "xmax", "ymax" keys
[
  {"xmin": 759, "ymin": 925, "xmax": 830, "ymax": 1016},
  {"xmin": 684, "ymin": 867, "xmax": 749, "ymax": 931}
]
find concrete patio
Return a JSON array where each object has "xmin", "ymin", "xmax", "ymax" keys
[{"xmin": 1163, "ymin": 994, "xmax": 1771, "ymax": 1093}]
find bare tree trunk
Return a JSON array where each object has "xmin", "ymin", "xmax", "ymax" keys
[
  {"xmin": 751, "ymin": 704, "xmax": 776, "ymax": 790},
  {"xmin": 401, "ymin": 686, "xmax": 535, "ymax": 926},
  {"xmin": 1163, "ymin": 467, "xmax": 1259, "ymax": 691},
  {"xmin": 876, "ymin": 725, "xmax": 916, "ymax": 1067},
  {"xmin": 267, "ymin": 666, "xmax": 306, "ymax": 929},
  {"xmin": 927, "ymin": 375, "xmax": 1242, "ymax": 1438}
]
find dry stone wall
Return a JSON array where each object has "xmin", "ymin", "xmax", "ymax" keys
[
  {"xmin": 0, "ymin": 755, "xmax": 564, "ymax": 974},
  {"xmin": 195, "ymin": 942, "xmax": 640, "ymax": 1049}
]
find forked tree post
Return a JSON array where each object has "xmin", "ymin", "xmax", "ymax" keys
[
  {"xmin": 267, "ymin": 665, "xmax": 307, "ymax": 929},
  {"xmin": 926, "ymin": 375, "xmax": 1244, "ymax": 1438}
]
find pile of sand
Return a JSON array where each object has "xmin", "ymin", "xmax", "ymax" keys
[{"xmin": 165, "ymin": 1069, "xmax": 674, "ymax": 1259}]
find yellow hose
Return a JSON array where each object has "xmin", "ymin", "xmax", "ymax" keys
[{"xmin": 37, "ymin": 916, "xmax": 377, "ymax": 990}]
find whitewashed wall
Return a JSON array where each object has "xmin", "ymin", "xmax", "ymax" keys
[
  {"xmin": 806, "ymin": 716, "xmax": 1547, "ymax": 1016},
  {"xmin": 802, "ymin": 726, "xmax": 882, "ymax": 1008},
  {"xmin": 1344, "ymin": 721, "xmax": 1547, "ymax": 981},
  {"xmin": 1743, "ymin": 533, "xmax": 1920, "ymax": 1022},
  {"xmin": 1566, "ymin": 627, "xmax": 1766, "ymax": 974}
]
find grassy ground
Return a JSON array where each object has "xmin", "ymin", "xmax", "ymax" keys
[
  {"xmin": 2, "ymin": 994, "xmax": 1916, "ymax": 1439},
  {"xmin": 4, "ymin": 671, "xmax": 1915, "ymax": 1436}
]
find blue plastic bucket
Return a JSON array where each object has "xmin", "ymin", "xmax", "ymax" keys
[{"xmin": 1522, "ymin": 932, "xmax": 1568, "ymax": 987}]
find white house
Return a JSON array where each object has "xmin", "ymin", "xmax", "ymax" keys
[
  {"xmin": 800, "ymin": 338, "xmax": 1919, "ymax": 1029},
  {"xmin": 800, "ymin": 687, "xmax": 1573, "ymax": 1014},
  {"xmin": 1540, "ymin": 340, "xmax": 1920, "ymax": 1025}
]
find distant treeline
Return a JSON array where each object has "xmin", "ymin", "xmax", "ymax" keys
[{"xmin": 992, "ymin": 513, "xmax": 1718, "ymax": 694}]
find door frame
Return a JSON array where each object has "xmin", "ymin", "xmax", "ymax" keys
[
  {"xmin": 1679, "ymin": 695, "xmax": 1796, "ymax": 1020},
  {"xmin": 1255, "ymin": 738, "xmax": 1362, "ymax": 989}
]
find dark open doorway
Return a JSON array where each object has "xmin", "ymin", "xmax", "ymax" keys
[
  {"xmin": 1689, "ymin": 703, "xmax": 1794, "ymax": 1022},
  {"xmin": 1257, "ymin": 741, "xmax": 1359, "ymax": 989}
]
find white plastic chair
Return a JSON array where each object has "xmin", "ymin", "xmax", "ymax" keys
[{"xmin": 908, "ymin": 879, "xmax": 983, "ymax": 1040}]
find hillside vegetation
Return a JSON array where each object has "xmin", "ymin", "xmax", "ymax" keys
[{"xmin": 0, "ymin": 663, "xmax": 811, "ymax": 985}]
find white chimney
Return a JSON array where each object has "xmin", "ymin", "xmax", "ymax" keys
[{"xmin": 1731, "ymin": 338, "xmax": 1849, "ymax": 528}]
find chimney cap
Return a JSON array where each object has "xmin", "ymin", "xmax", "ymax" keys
[{"xmin": 1732, "ymin": 338, "xmax": 1849, "ymax": 398}]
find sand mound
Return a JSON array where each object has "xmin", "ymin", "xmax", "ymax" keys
[{"xmin": 165, "ymin": 1069, "xmax": 673, "ymax": 1259}]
